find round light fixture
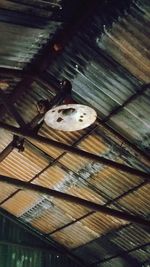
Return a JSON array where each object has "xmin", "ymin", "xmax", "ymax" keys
[{"xmin": 44, "ymin": 104, "xmax": 97, "ymax": 131}]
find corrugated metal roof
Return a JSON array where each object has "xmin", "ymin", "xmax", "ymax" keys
[
  {"xmin": 47, "ymin": 0, "xmax": 150, "ymax": 154},
  {"xmin": 0, "ymin": 0, "xmax": 54, "ymax": 18},
  {"xmin": 51, "ymin": 213, "xmax": 125, "ymax": 249},
  {"xmin": 0, "ymin": 114, "xmax": 149, "ymax": 262},
  {"xmin": 0, "ymin": 0, "xmax": 150, "ymax": 266},
  {"xmin": 0, "ymin": 76, "xmax": 21, "ymax": 95},
  {"xmin": 118, "ymin": 183, "xmax": 150, "ymax": 216},
  {"xmin": 14, "ymin": 81, "xmax": 55, "ymax": 124},
  {"xmin": 0, "ymin": 244, "xmax": 42, "ymax": 267},
  {"xmin": 0, "ymin": 142, "xmax": 50, "ymax": 180},
  {"xmin": 73, "ymin": 223, "xmax": 150, "ymax": 265},
  {"xmin": 0, "ymin": 213, "xmax": 80, "ymax": 267},
  {"xmin": 129, "ymin": 245, "xmax": 150, "ymax": 263},
  {"xmin": 0, "ymin": 129, "xmax": 12, "ymax": 153},
  {"xmin": 0, "ymin": 0, "xmax": 63, "ymax": 71},
  {"xmin": 0, "ymin": 21, "xmax": 60, "ymax": 70},
  {"xmin": 111, "ymin": 224, "xmax": 150, "ymax": 250},
  {"xmin": 109, "ymin": 88, "xmax": 150, "ymax": 154}
]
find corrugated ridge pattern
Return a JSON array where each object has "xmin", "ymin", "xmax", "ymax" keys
[
  {"xmin": 0, "ymin": 0, "xmax": 149, "ymax": 265},
  {"xmin": 118, "ymin": 183, "xmax": 150, "ymax": 216},
  {"xmin": 0, "ymin": 244, "xmax": 42, "ymax": 267},
  {"xmin": 15, "ymin": 81, "xmax": 55, "ymax": 123},
  {"xmin": 130, "ymin": 245, "xmax": 150, "ymax": 263},
  {"xmin": 0, "ymin": 20, "xmax": 60, "ymax": 70},
  {"xmin": 0, "ymin": 123, "xmax": 148, "ymax": 250},
  {"xmin": 0, "ymin": 129, "xmax": 12, "ymax": 153},
  {"xmin": 47, "ymin": 0, "xmax": 150, "ymax": 154},
  {"xmin": 89, "ymin": 167, "xmax": 143, "ymax": 199},
  {"xmin": 111, "ymin": 225, "xmax": 150, "ymax": 250},
  {"xmin": 1, "ymin": 190, "xmax": 41, "ymax": 217},
  {"xmin": 0, "ymin": 142, "xmax": 49, "ymax": 180}
]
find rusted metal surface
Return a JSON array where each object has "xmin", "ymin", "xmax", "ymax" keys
[
  {"xmin": 0, "ymin": 141, "xmax": 50, "ymax": 180},
  {"xmin": 0, "ymin": 21, "xmax": 59, "ymax": 69},
  {"xmin": 95, "ymin": 243, "xmax": 150, "ymax": 265},
  {"xmin": 117, "ymin": 183, "xmax": 150, "ymax": 216},
  {"xmin": 0, "ymin": 107, "xmax": 149, "ymax": 262},
  {"xmin": 73, "ymin": 224, "xmax": 150, "ymax": 265},
  {"xmin": 47, "ymin": 0, "xmax": 150, "ymax": 154},
  {"xmin": 0, "ymin": 210, "xmax": 87, "ymax": 267},
  {"xmin": 14, "ymin": 81, "xmax": 55, "ymax": 124},
  {"xmin": 0, "ymin": 175, "xmax": 149, "ymax": 227},
  {"xmin": 0, "ymin": 122, "xmax": 149, "ymax": 179},
  {"xmin": 0, "ymin": 0, "xmax": 150, "ymax": 266},
  {"xmin": 0, "ymin": 129, "xmax": 12, "ymax": 153}
]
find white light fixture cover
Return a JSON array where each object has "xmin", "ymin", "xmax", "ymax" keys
[{"xmin": 44, "ymin": 104, "xmax": 97, "ymax": 131}]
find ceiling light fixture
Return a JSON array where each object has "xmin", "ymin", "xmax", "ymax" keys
[
  {"xmin": 41, "ymin": 79, "xmax": 97, "ymax": 131},
  {"xmin": 44, "ymin": 103, "xmax": 97, "ymax": 131}
]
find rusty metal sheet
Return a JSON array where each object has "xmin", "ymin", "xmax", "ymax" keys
[
  {"xmin": 46, "ymin": 0, "xmax": 150, "ymax": 155},
  {"xmin": 117, "ymin": 184, "xmax": 150, "ymax": 216},
  {"xmin": 111, "ymin": 224, "xmax": 150, "ymax": 250},
  {"xmin": 51, "ymin": 222, "xmax": 99, "ymax": 249},
  {"xmin": 1, "ymin": 190, "xmax": 40, "ymax": 217},
  {"xmin": 14, "ymin": 81, "xmax": 55, "ymax": 124},
  {"xmin": 0, "ymin": 142, "xmax": 50, "ymax": 180}
]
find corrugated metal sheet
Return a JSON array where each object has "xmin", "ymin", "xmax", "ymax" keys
[
  {"xmin": 109, "ymin": 88, "xmax": 150, "ymax": 154},
  {"xmin": 0, "ymin": 0, "xmax": 54, "ymax": 18},
  {"xmin": 87, "ymin": 167, "xmax": 143, "ymax": 199},
  {"xmin": 0, "ymin": 245, "xmax": 42, "ymax": 267},
  {"xmin": 31, "ymin": 123, "xmax": 88, "ymax": 159},
  {"xmin": 51, "ymin": 221, "xmax": 99, "ymax": 249},
  {"xmin": 117, "ymin": 183, "xmax": 150, "ymax": 216},
  {"xmin": 0, "ymin": 0, "xmax": 63, "ymax": 71},
  {"xmin": 0, "ymin": 214, "xmax": 44, "ymax": 246},
  {"xmin": 59, "ymin": 131, "xmax": 108, "ymax": 171},
  {"xmin": 51, "ymin": 199, "xmax": 91, "ymax": 219},
  {"xmin": 0, "ymin": 129, "xmax": 12, "ymax": 153},
  {"xmin": 73, "ymin": 223, "xmax": 150, "ymax": 265},
  {"xmin": 0, "ymin": 214, "xmax": 80, "ymax": 267},
  {"xmin": 129, "ymin": 245, "xmax": 150, "ymax": 263},
  {"xmin": 0, "ymin": 21, "xmax": 60, "ymax": 70},
  {"xmin": 0, "ymin": 76, "xmax": 21, "ymax": 95},
  {"xmin": 0, "ymin": 0, "xmax": 149, "ymax": 266},
  {"xmin": 51, "ymin": 213, "xmax": 125, "ymax": 249},
  {"xmin": 1, "ymin": 190, "xmax": 41, "ymax": 217},
  {"xmin": 30, "ymin": 207, "xmax": 73, "ymax": 234},
  {"xmin": 73, "ymin": 240, "xmax": 112, "ymax": 265},
  {"xmin": 47, "ymin": 0, "xmax": 150, "ymax": 154},
  {"xmin": 0, "ymin": 142, "xmax": 50, "ymax": 180},
  {"xmin": 14, "ymin": 81, "xmax": 55, "ymax": 123},
  {"xmin": 39, "ymin": 124, "xmax": 87, "ymax": 145},
  {"xmin": 111, "ymin": 224, "xmax": 150, "ymax": 250},
  {"xmin": 0, "ymin": 117, "xmax": 148, "ymax": 252},
  {"xmin": 0, "ymin": 244, "xmax": 80, "ymax": 267},
  {"xmin": 0, "ymin": 183, "xmax": 17, "ymax": 203}
]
